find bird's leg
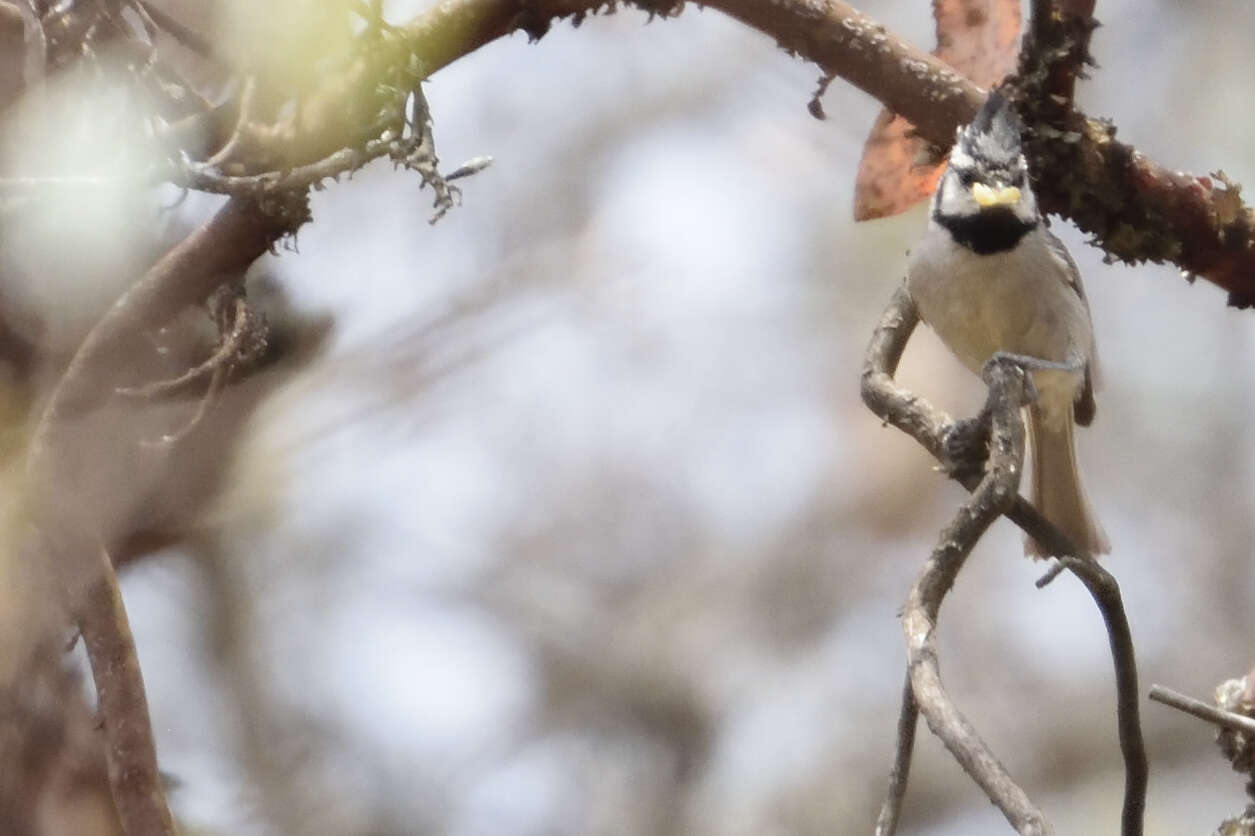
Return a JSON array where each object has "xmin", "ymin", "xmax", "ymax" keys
[
  {"xmin": 982, "ymin": 350, "xmax": 1083, "ymax": 388},
  {"xmin": 942, "ymin": 351, "xmax": 1076, "ymax": 481}
]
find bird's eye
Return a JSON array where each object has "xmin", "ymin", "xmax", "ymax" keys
[
  {"xmin": 1012, "ymin": 170, "xmax": 1027, "ymax": 186},
  {"xmin": 955, "ymin": 168, "xmax": 978, "ymax": 186}
]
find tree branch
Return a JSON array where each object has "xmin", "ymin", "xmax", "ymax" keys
[
  {"xmin": 24, "ymin": 197, "xmax": 295, "ymax": 836},
  {"xmin": 17, "ymin": 2, "xmax": 1194, "ymax": 831},
  {"xmin": 1023, "ymin": 0, "xmax": 1098, "ymax": 117},
  {"xmin": 390, "ymin": 0, "xmax": 1255, "ymax": 304},
  {"xmin": 76, "ymin": 545, "xmax": 173, "ymax": 836}
]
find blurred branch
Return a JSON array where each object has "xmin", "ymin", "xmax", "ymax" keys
[
  {"xmin": 23, "ymin": 197, "xmax": 296, "ymax": 836},
  {"xmin": 862, "ymin": 288, "xmax": 1147, "ymax": 835},
  {"xmin": 134, "ymin": 0, "xmax": 218, "ymax": 60},
  {"xmin": 74, "ymin": 545, "xmax": 171, "ymax": 836}
]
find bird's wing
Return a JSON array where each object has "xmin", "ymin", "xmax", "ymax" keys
[{"xmin": 1044, "ymin": 228, "xmax": 1099, "ymax": 425}]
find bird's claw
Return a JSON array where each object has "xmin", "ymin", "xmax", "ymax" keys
[{"xmin": 941, "ymin": 416, "xmax": 991, "ymax": 480}]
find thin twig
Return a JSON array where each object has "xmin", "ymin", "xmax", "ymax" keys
[
  {"xmin": 1018, "ymin": 13, "xmax": 1151, "ymax": 825},
  {"xmin": 445, "ymin": 155, "xmax": 494, "ymax": 181},
  {"xmin": 875, "ymin": 672, "xmax": 918, "ymax": 836},
  {"xmin": 1034, "ymin": 560, "xmax": 1066, "ymax": 588},
  {"xmin": 177, "ymin": 140, "xmax": 383, "ymax": 194},
  {"xmin": 1149, "ymin": 685, "xmax": 1255, "ymax": 737},
  {"xmin": 1055, "ymin": 557, "xmax": 1148, "ymax": 836},
  {"xmin": 116, "ymin": 294, "xmax": 261, "ymax": 401},
  {"xmin": 147, "ymin": 359, "xmax": 227, "ymax": 446}
]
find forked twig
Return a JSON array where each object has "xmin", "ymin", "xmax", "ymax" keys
[
  {"xmin": 861, "ymin": 288, "xmax": 1084, "ymax": 557},
  {"xmin": 865, "ymin": 287, "xmax": 1048, "ymax": 833},
  {"xmin": 862, "ymin": 287, "xmax": 1146, "ymax": 835},
  {"xmin": 907, "ymin": 345, "xmax": 1049, "ymax": 834}
]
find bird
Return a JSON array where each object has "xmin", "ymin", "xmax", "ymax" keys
[{"xmin": 905, "ymin": 90, "xmax": 1109, "ymax": 558}]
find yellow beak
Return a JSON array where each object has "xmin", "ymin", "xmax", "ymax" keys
[{"xmin": 970, "ymin": 182, "xmax": 1021, "ymax": 208}]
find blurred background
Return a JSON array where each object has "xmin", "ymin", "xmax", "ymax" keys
[{"xmin": 4, "ymin": 0, "xmax": 1255, "ymax": 833}]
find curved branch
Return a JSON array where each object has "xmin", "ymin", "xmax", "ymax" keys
[
  {"xmin": 24, "ymin": 197, "xmax": 293, "ymax": 836},
  {"xmin": 75, "ymin": 545, "xmax": 173, "ymax": 836},
  {"xmin": 401, "ymin": 0, "xmax": 981, "ymax": 149},
  {"xmin": 28, "ymin": 198, "xmax": 292, "ymax": 461},
  {"xmin": 1056, "ymin": 556, "xmax": 1147, "ymax": 836},
  {"xmin": 860, "ymin": 287, "xmax": 1088, "ymax": 559},
  {"xmin": 394, "ymin": 0, "xmax": 1255, "ymax": 304}
]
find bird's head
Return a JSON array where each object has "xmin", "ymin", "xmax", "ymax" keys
[{"xmin": 931, "ymin": 91, "xmax": 1039, "ymax": 253}]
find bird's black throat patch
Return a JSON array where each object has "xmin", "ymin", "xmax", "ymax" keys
[{"xmin": 934, "ymin": 208, "xmax": 1036, "ymax": 255}]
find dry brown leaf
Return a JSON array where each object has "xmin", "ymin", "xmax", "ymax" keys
[
  {"xmin": 852, "ymin": 111, "xmax": 946, "ymax": 222},
  {"xmin": 853, "ymin": 0, "xmax": 1021, "ymax": 221}
]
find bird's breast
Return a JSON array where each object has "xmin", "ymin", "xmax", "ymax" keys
[{"xmin": 905, "ymin": 225, "xmax": 1091, "ymax": 385}]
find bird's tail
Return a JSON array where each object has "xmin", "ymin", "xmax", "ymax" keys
[{"xmin": 1025, "ymin": 405, "xmax": 1110, "ymax": 558}]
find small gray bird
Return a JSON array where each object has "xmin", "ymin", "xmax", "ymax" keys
[{"xmin": 906, "ymin": 91, "xmax": 1109, "ymax": 558}]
